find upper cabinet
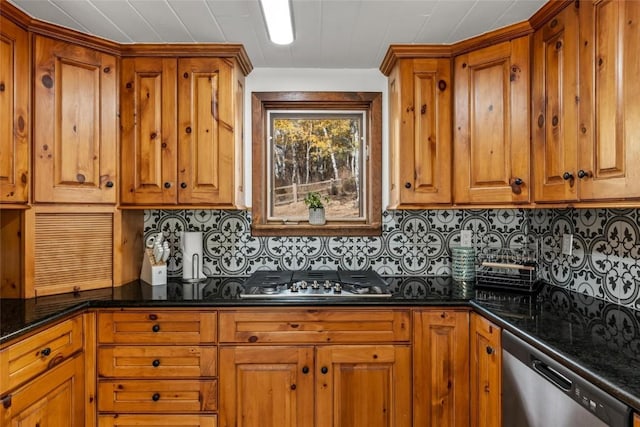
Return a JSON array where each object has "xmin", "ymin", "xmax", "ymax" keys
[
  {"xmin": 120, "ymin": 53, "xmax": 247, "ymax": 208},
  {"xmin": 0, "ymin": 16, "xmax": 29, "ymax": 204},
  {"xmin": 454, "ymin": 36, "xmax": 531, "ymax": 205},
  {"xmin": 577, "ymin": 0, "xmax": 640, "ymax": 201},
  {"xmin": 532, "ymin": 3, "xmax": 581, "ymax": 202},
  {"xmin": 385, "ymin": 55, "xmax": 452, "ymax": 208},
  {"xmin": 33, "ymin": 35, "xmax": 117, "ymax": 204}
]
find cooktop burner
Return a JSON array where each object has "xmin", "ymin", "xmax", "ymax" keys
[{"xmin": 240, "ymin": 270, "xmax": 392, "ymax": 299}]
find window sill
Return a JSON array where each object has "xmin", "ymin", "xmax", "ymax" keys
[{"xmin": 251, "ymin": 222, "xmax": 382, "ymax": 237}]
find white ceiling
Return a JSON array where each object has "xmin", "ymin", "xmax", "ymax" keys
[{"xmin": 8, "ymin": 0, "xmax": 548, "ymax": 68}]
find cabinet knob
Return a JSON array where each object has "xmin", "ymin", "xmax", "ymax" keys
[
  {"xmin": 321, "ymin": 366, "xmax": 328, "ymax": 374},
  {"xmin": 486, "ymin": 346, "xmax": 494, "ymax": 355},
  {"xmin": 404, "ymin": 182, "xmax": 411, "ymax": 189},
  {"xmin": 105, "ymin": 181, "xmax": 114, "ymax": 188},
  {"xmin": 103, "ymin": 66, "xmax": 111, "ymax": 74},
  {"xmin": 578, "ymin": 170, "xmax": 591, "ymax": 179},
  {"xmin": 302, "ymin": 366, "xmax": 309, "ymax": 374},
  {"xmin": 152, "ymin": 359, "xmax": 160, "ymax": 367},
  {"xmin": 40, "ymin": 347, "xmax": 51, "ymax": 357},
  {"xmin": 164, "ymin": 182, "xmax": 171, "ymax": 189},
  {"xmin": 513, "ymin": 178, "xmax": 523, "ymax": 186},
  {"xmin": 180, "ymin": 182, "xmax": 187, "ymax": 189},
  {"xmin": 563, "ymin": 172, "xmax": 574, "ymax": 181},
  {"xmin": 186, "ymin": 126, "xmax": 192, "ymax": 134},
  {"xmin": 438, "ymin": 80, "xmax": 447, "ymax": 91},
  {"xmin": 152, "ymin": 393, "xmax": 160, "ymax": 401},
  {"xmin": 152, "ymin": 324, "xmax": 160, "ymax": 333},
  {"xmin": 290, "ymin": 384, "xmax": 297, "ymax": 390},
  {"xmin": 0, "ymin": 83, "xmax": 5, "ymax": 92}
]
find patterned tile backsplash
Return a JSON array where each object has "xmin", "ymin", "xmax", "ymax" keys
[{"xmin": 144, "ymin": 208, "xmax": 640, "ymax": 309}]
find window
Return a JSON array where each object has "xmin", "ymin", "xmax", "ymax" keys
[{"xmin": 251, "ymin": 92, "xmax": 382, "ymax": 236}]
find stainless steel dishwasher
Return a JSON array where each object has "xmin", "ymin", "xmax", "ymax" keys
[{"xmin": 502, "ymin": 330, "xmax": 632, "ymax": 427}]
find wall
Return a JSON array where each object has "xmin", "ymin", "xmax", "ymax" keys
[{"xmin": 144, "ymin": 207, "xmax": 640, "ymax": 310}]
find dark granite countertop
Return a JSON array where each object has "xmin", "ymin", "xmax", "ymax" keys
[{"xmin": 1, "ymin": 276, "xmax": 639, "ymax": 413}]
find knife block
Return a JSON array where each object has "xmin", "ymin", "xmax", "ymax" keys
[{"xmin": 140, "ymin": 248, "xmax": 167, "ymax": 286}]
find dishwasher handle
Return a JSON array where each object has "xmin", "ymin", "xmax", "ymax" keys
[{"xmin": 531, "ymin": 359, "xmax": 572, "ymax": 392}]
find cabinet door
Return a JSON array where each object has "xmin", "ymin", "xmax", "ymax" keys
[
  {"xmin": 316, "ymin": 345, "xmax": 411, "ymax": 427},
  {"xmin": 388, "ymin": 58, "xmax": 452, "ymax": 207},
  {"xmin": 178, "ymin": 58, "xmax": 237, "ymax": 205},
  {"xmin": 98, "ymin": 414, "xmax": 217, "ymax": 427},
  {"xmin": 0, "ymin": 353, "xmax": 85, "ymax": 426},
  {"xmin": 454, "ymin": 37, "xmax": 530, "ymax": 204},
  {"xmin": 413, "ymin": 310, "xmax": 469, "ymax": 427},
  {"xmin": 218, "ymin": 346, "xmax": 314, "ymax": 427},
  {"xmin": 578, "ymin": 0, "xmax": 640, "ymax": 200},
  {"xmin": 0, "ymin": 17, "xmax": 29, "ymax": 203},
  {"xmin": 533, "ymin": 4, "xmax": 580, "ymax": 202},
  {"xmin": 470, "ymin": 313, "xmax": 501, "ymax": 427},
  {"xmin": 120, "ymin": 57, "xmax": 178, "ymax": 204},
  {"xmin": 33, "ymin": 35, "xmax": 117, "ymax": 203}
]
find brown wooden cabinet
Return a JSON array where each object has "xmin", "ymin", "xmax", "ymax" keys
[
  {"xmin": 634, "ymin": 412, "xmax": 640, "ymax": 427},
  {"xmin": 454, "ymin": 36, "xmax": 530, "ymax": 205},
  {"xmin": 0, "ymin": 314, "xmax": 87, "ymax": 427},
  {"xmin": 470, "ymin": 313, "xmax": 501, "ymax": 427},
  {"xmin": 97, "ymin": 309, "xmax": 218, "ymax": 424},
  {"xmin": 413, "ymin": 309, "xmax": 469, "ymax": 427},
  {"xmin": 120, "ymin": 56, "xmax": 245, "ymax": 207},
  {"xmin": 386, "ymin": 56, "xmax": 452, "ymax": 208},
  {"xmin": 0, "ymin": 15, "xmax": 29, "ymax": 204},
  {"xmin": 532, "ymin": 3, "xmax": 581, "ymax": 202},
  {"xmin": 577, "ymin": 0, "xmax": 640, "ymax": 201},
  {"xmin": 218, "ymin": 308, "xmax": 411, "ymax": 427},
  {"xmin": 33, "ymin": 35, "xmax": 117, "ymax": 204}
]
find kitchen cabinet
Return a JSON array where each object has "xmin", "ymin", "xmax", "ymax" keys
[
  {"xmin": 33, "ymin": 35, "xmax": 117, "ymax": 204},
  {"xmin": 634, "ymin": 413, "xmax": 640, "ymax": 427},
  {"xmin": 577, "ymin": 0, "xmax": 640, "ymax": 200},
  {"xmin": 97, "ymin": 310, "xmax": 218, "ymax": 424},
  {"xmin": 218, "ymin": 308, "xmax": 411, "ymax": 427},
  {"xmin": 453, "ymin": 36, "xmax": 530, "ymax": 205},
  {"xmin": 386, "ymin": 56, "xmax": 452, "ymax": 208},
  {"xmin": 470, "ymin": 312, "xmax": 501, "ymax": 427},
  {"xmin": 413, "ymin": 309, "xmax": 469, "ymax": 427},
  {"xmin": 532, "ymin": 2, "xmax": 581, "ymax": 202},
  {"xmin": 0, "ymin": 15, "xmax": 29, "ymax": 204},
  {"xmin": 0, "ymin": 314, "xmax": 87, "ymax": 426},
  {"xmin": 120, "ymin": 56, "xmax": 246, "ymax": 207}
]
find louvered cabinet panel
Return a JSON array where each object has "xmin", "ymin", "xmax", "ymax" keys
[{"xmin": 33, "ymin": 212, "xmax": 113, "ymax": 296}]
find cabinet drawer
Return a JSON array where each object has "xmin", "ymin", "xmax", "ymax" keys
[
  {"xmin": 98, "ymin": 414, "xmax": 216, "ymax": 427},
  {"xmin": 98, "ymin": 379, "xmax": 217, "ymax": 413},
  {"xmin": 98, "ymin": 346, "xmax": 216, "ymax": 378},
  {"xmin": 98, "ymin": 311, "xmax": 216, "ymax": 344},
  {"xmin": 219, "ymin": 309, "xmax": 410, "ymax": 343},
  {"xmin": 0, "ymin": 315, "xmax": 83, "ymax": 394}
]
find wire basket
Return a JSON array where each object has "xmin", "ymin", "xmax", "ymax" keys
[{"xmin": 475, "ymin": 243, "xmax": 542, "ymax": 293}]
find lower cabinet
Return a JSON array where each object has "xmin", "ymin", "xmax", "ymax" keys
[
  {"xmin": 0, "ymin": 352, "xmax": 85, "ymax": 426},
  {"xmin": 218, "ymin": 308, "xmax": 412, "ymax": 427},
  {"xmin": 470, "ymin": 312, "xmax": 502, "ymax": 427},
  {"xmin": 98, "ymin": 414, "xmax": 217, "ymax": 427},
  {"xmin": 634, "ymin": 413, "xmax": 640, "ymax": 427},
  {"xmin": 413, "ymin": 309, "xmax": 470, "ymax": 427}
]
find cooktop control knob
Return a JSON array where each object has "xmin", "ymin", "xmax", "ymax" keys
[
  {"xmin": 312, "ymin": 280, "xmax": 320, "ymax": 290},
  {"xmin": 290, "ymin": 283, "xmax": 299, "ymax": 292},
  {"xmin": 334, "ymin": 283, "xmax": 342, "ymax": 293},
  {"xmin": 300, "ymin": 280, "xmax": 308, "ymax": 290},
  {"xmin": 323, "ymin": 280, "xmax": 332, "ymax": 289}
]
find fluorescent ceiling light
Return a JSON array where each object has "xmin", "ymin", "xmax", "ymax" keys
[{"xmin": 260, "ymin": 0, "xmax": 294, "ymax": 45}]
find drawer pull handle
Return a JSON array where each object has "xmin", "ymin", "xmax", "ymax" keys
[
  {"xmin": 152, "ymin": 359, "xmax": 161, "ymax": 367},
  {"xmin": 302, "ymin": 366, "xmax": 309, "ymax": 374},
  {"xmin": 486, "ymin": 346, "xmax": 494, "ymax": 355},
  {"xmin": 152, "ymin": 393, "xmax": 161, "ymax": 401},
  {"xmin": 40, "ymin": 347, "xmax": 51, "ymax": 357},
  {"xmin": 152, "ymin": 324, "xmax": 160, "ymax": 333}
]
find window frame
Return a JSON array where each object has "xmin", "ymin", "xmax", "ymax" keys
[{"xmin": 251, "ymin": 91, "xmax": 382, "ymax": 236}]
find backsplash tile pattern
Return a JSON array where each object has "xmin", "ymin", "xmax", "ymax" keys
[{"xmin": 144, "ymin": 208, "xmax": 640, "ymax": 309}]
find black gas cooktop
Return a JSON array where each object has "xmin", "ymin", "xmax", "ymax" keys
[{"xmin": 240, "ymin": 270, "xmax": 392, "ymax": 298}]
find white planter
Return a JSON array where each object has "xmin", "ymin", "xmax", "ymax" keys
[{"xmin": 308, "ymin": 207, "xmax": 326, "ymax": 225}]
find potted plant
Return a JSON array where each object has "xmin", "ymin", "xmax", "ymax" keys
[{"xmin": 304, "ymin": 191, "xmax": 328, "ymax": 225}]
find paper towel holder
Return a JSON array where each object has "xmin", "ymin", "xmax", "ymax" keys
[{"xmin": 183, "ymin": 253, "xmax": 205, "ymax": 283}]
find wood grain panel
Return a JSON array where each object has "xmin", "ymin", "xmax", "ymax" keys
[
  {"xmin": 0, "ymin": 210, "xmax": 23, "ymax": 297},
  {"xmin": 98, "ymin": 414, "xmax": 217, "ymax": 427},
  {"xmin": 219, "ymin": 309, "xmax": 410, "ymax": 343},
  {"xmin": 33, "ymin": 212, "xmax": 113, "ymax": 296},
  {"xmin": 470, "ymin": 313, "xmax": 501, "ymax": 427},
  {"xmin": 0, "ymin": 16, "xmax": 29, "ymax": 204},
  {"xmin": 120, "ymin": 57, "xmax": 178, "ymax": 204}
]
